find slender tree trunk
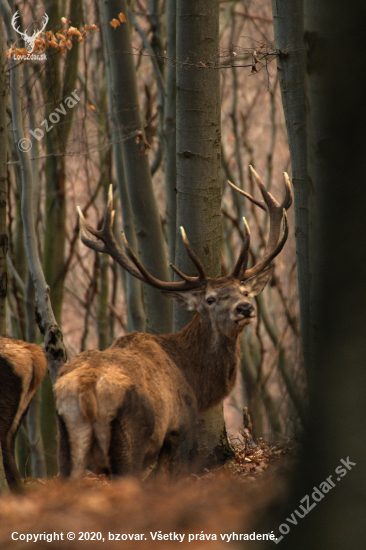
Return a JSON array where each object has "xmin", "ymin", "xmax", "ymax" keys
[
  {"xmin": 176, "ymin": 0, "xmax": 233, "ymax": 470},
  {"xmin": 23, "ymin": 77, "xmax": 47, "ymax": 479},
  {"xmin": 0, "ymin": 30, "xmax": 9, "ymax": 494},
  {"xmin": 100, "ymin": 1, "xmax": 146, "ymax": 333},
  {"xmin": 42, "ymin": 0, "xmax": 82, "ymax": 325},
  {"xmin": 257, "ymin": 293, "xmax": 306, "ymax": 424},
  {"xmin": 100, "ymin": 0, "xmax": 172, "ymax": 335},
  {"xmin": 164, "ymin": 0, "xmax": 177, "ymax": 263},
  {"xmin": 240, "ymin": 336, "xmax": 282, "ymax": 436},
  {"xmin": 271, "ymin": 0, "xmax": 310, "ymax": 378}
]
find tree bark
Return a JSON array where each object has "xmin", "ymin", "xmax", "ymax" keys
[
  {"xmin": 100, "ymin": 1, "xmax": 146, "ymax": 333},
  {"xmin": 176, "ymin": 0, "xmax": 233, "ymax": 470},
  {"xmin": 164, "ymin": 0, "xmax": 177, "ymax": 263},
  {"xmin": 42, "ymin": 0, "xmax": 82, "ymax": 325},
  {"xmin": 99, "ymin": 0, "xmax": 172, "ymax": 335},
  {"xmin": 271, "ymin": 0, "xmax": 311, "ymax": 378},
  {"xmin": 0, "ymin": 29, "xmax": 9, "ymax": 494}
]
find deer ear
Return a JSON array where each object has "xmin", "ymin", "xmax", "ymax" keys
[
  {"xmin": 245, "ymin": 265, "xmax": 274, "ymax": 297},
  {"xmin": 160, "ymin": 291, "xmax": 200, "ymax": 311}
]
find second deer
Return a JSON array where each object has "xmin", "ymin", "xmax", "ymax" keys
[{"xmin": 54, "ymin": 166, "xmax": 292, "ymax": 479}]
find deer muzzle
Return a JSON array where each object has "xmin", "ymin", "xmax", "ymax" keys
[{"xmin": 235, "ymin": 302, "xmax": 255, "ymax": 319}]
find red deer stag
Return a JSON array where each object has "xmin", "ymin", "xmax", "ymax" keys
[
  {"xmin": 0, "ymin": 337, "xmax": 47, "ymax": 488},
  {"xmin": 54, "ymin": 166, "xmax": 292, "ymax": 480}
]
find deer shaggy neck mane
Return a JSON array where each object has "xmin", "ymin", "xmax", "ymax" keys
[{"xmin": 157, "ymin": 313, "xmax": 242, "ymax": 412}]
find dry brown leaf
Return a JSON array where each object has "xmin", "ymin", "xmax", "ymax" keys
[
  {"xmin": 87, "ymin": 105, "xmax": 96, "ymax": 111},
  {"xmin": 110, "ymin": 19, "xmax": 120, "ymax": 29},
  {"xmin": 118, "ymin": 12, "xmax": 126, "ymax": 23},
  {"xmin": 68, "ymin": 26, "xmax": 82, "ymax": 36}
]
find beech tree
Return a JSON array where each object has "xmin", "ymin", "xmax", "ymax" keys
[
  {"xmin": 271, "ymin": 0, "xmax": 310, "ymax": 376},
  {"xmin": 174, "ymin": 0, "xmax": 233, "ymax": 470},
  {"xmin": 99, "ymin": 0, "xmax": 172, "ymax": 335},
  {"xmin": 0, "ymin": 35, "xmax": 9, "ymax": 494}
]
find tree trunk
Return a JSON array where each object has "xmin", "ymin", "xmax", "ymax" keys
[
  {"xmin": 164, "ymin": 0, "xmax": 177, "ymax": 263},
  {"xmin": 42, "ymin": 0, "xmax": 82, "ymax": 325},
  {"xmin": 99, "ymin": 0, "xmax": 172, "ymax": 335},
  {"xmin": 0, "ymin": 30, "xmax": 9, "ymax": 494},
  {"xmin": 271, "ymin": 0, "xmax": 311, "ymax": 378},
  {"xmin": 176, "ymin": 0, "xmax": 233, "ymax": 471},
  {"xmin": 270, "ymin": 1, "xmax": 366, "ymax": 547},
  {"xmin": 100, "ymin": 1, "xmax": 146, "ymax": 333}
]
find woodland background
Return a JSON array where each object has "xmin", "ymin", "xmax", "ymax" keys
[
  {"xmin": 0, "ymin": 0, "xmax": 365, "ymax": 548},
  {"xmin": 0, "ymin": 0, "xmax": 305, "ymax": 480}
]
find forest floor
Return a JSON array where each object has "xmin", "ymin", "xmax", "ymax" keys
[{"xmin": 0, "ymin": 436, "xmax": 300, "ymax": 549}]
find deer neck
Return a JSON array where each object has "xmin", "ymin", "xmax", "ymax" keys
[{"xmin": 159, "ymin": 313, "xmax": 241, "ymax": 412}]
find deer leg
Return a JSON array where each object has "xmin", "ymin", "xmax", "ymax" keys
[
  {"xmin": 57, "ymin": 414, "xmax": 72, "ymax": 478},
  {"xmin": 155, "ymin": 434, "xmax": 181, "ymax": 479},
  {"xmin": 108, "ymin": 415, "xmax": 149, "ymax": 476},
  {"xmin": 1, "ymin": 438, "xmax": 22, "ymax": 487},
  {"xmin": 108, "ymin": 420, "xmax": 134, "ymax": 476},
  {"xmin": 67, "ymin": 419, "xmax": 93, "ymax": 480},
  {"xmin": 108, "ymin": 391, "xmax": 155, "ymax": 477}
]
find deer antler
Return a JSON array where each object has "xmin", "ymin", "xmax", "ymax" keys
[
  {"xmin": 11, "ymin": 11, "xmax": 28, "ymax": 41},
  {"xmin": 28, "ymin": 13, "xmax": 48, "ymax": 42},
  {"xmin": 78, "ymin": 186, "xmax": 206, "ymax": 292},
  {"xmin": 228, "ymin": 165, "xmax": 293, "ymax": 280}
]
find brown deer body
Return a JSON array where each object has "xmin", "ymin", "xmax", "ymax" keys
[
  {"xmin": 0, "ymin": 337, "xmax": 47, "ymax": 487},
  {"xmin": 54, "ymin": 167, "xmax": 292, "ymax": 479}
]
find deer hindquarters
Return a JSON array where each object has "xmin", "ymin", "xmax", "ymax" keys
[
  {"xmin": 0, "ymin": 356, "xmax": 23, "ymax": 486},
  {"xmin": 56, "ymin": 383, "xmax": 156, "ymax": 479}
]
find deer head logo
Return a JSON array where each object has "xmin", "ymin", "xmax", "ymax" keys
[{"xmin": 11, "ymin": 10, "xmax": 49, "ymax": 53}]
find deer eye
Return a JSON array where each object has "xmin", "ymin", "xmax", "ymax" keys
[
  {"xmin": 206, "ymin": 296, "xmax": 216, "ymax": 305},
  {"xmin": 243, "ymin": 291, "xmax": 249, "ymax": 297}
]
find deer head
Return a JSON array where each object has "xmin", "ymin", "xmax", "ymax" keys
[
  {"xmin": 77, "ymin": 165, "xmax": 292, "ymax": 338},
  {"xmin": 11, "ymin": 11, "xmax": 49, "ymax": 53}
]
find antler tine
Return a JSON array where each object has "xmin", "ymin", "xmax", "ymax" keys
[
  {"xmin": 11, "ymin": 11, "xmax": 23, "ymax": 35},
  {"xmin": 77, "ymin": 191, "xmax": 146, "ymax": 282},
  {"xmin": 227, "ymin": 180, "xmax": 267, "ymax": 212},
  {"xmin": 231, "ymin": 218, "xmax": 251, "ymax": 278},
  {"xmin": 77, "ymin": 186, "xmax": 205, "ymax": 292},
  {"xmin": 248, "ymin": 165, "xmax": 292, "ymax": 253},
  {"xmin": 180, "ymin": 227, "xmax": 207, "ymax": 281},
  {"xmin": 282, "ymin": 172, "xmax": 293, "ymax": 211},
  {"xmin": 101, "ymin": 184, "xmax": 114, "ymax": 234},
  {"xmin": 120, "ymin": 230, "xmax": 204, "ymax": 290},
  {"xmin": 169, "ymin": 263, "xmax": 199, "ymax": 283},
  {"xmin": 244, "ymin": 209, "xmax": 289, "ymax": 279},
  {"xmin": 229, "ymin": 166, "xmax": 292, "ymax": 281},
  {"xmin": 77, "ymin": 206, "xmax": 106, "ymax": 254}
]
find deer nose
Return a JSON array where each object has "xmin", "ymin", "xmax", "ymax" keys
[{"xmin": 235, "ymin": 303, "xmax": 254, "ymax": 317}]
